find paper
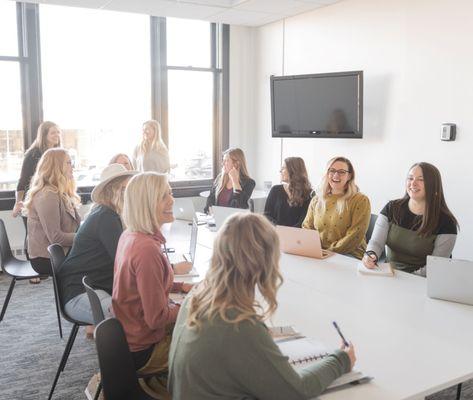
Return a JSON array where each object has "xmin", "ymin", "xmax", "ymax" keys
[{"xmin": 357, "ymin": 261, "xmax": 394, "ymax": 277}]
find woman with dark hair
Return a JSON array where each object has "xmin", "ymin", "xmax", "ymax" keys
[
  {"xmin": 204, "ymin": 148, "xmax": 255, "ymax": 214},
  {"xmin": 302, "ymin": 156, "xmax": 370, "ymax": 259},
  {"xmin": 363, "ymin": 162, "xmax": 458, "ymax": 273},
  {"xmin": 264, "ymin": 157, "xmax": 312, "ymax": 227}
]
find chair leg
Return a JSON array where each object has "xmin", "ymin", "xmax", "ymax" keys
[
  {"xmin": 456, "ymin": 383, "xmax": 462, "ymax": 400},
  {"xmin": 48, "ymin": 323, "xmax": 79, "ymax": 400},
  {"xmin": 51, "ymin": 281, "xmax": 63, "ymax": 338},
  {"xmin": 94, "ymin": 381, "xmax": 102, "ymax": 400},
  {"xmin": 0, "ymin": 278, "xmax": 16, "ymax": 322}
]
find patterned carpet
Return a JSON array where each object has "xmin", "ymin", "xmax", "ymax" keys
[{"xmin": 0, "ymin": 271, "xmax": 472, "ymax": 400}]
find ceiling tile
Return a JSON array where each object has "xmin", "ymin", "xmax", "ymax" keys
[
  {"xmin": 209, "ymin": 8, "xmax": 278, "ymax": 26},
  {"xmin": 236, "ymin": 0, "xmax": 303, "ymax": 15}
]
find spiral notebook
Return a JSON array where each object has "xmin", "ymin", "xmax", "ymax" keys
[{"xmin": 277, "ymin": 337, "xmax": 366, "ymax": 389}]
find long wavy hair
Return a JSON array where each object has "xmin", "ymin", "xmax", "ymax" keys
[
  {"xmin": 316, "ymin": 156, "xmax": 359, "ymax": 214},
  {"xmin": 215, "ymin": 148, "xmax": 251, "ymax": 197},
  {"xmin": 24, "ymin": 148, "xmax": 80, "ymax": 212},
  {"xmin": 284, "ymin": 157, "xmax": 312, "ymax": 207},
  {"xmin": 391, "ymin": 162, "xmax": 458, "ymax": 237},
  {"xmin": 27, "ymin": 121, "xmax": 62, "ymax": 154},
  {"xmin": 138, "ymin": 120, "xmax": 167, "ymax": 155},
  {"xmin": 187, "ymin": 213, "xmax": 283, "ymax": 330}
]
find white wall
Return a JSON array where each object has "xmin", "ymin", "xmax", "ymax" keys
[{"xmin": 230, "ymin": 0, "xmax": 473, "ymax": 258}]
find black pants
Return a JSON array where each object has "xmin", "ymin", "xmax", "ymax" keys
[{"xmin": 30, "ymin": 257, "xmax": 52, "ymax": 276}]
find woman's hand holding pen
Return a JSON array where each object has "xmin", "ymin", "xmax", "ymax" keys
[
  {"xmin": 362, "ymin": 251, "xmax": 378, "ymax": 269},
  {"xmin": 341, "ymin": 342, "xmax": 357, "ymax": 371}
]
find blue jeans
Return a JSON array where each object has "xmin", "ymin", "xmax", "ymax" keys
[{"xmin": 65, "ymin": 291, "xmax": 112, "ymax": 325}]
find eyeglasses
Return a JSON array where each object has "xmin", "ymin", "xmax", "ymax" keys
[{"xmin": 328, "ymin": 168, "xmax": 349, "ymax": 176}]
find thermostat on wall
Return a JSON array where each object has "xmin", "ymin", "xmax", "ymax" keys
[{"xmin": 440, "ymin": 123, "xmax": 456, "ymax": 141}]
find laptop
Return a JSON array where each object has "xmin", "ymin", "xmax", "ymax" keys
[
  {"xmin": 167, "ymin": 219, "xmax": 199, "ymax": 277},
  {"xmin": 275, "ymin": 225, "xmax": 333, "ymax": 259},
  {"xmin": 427, "ymin": 255, "xmax": 473, "ymax": 306},
  {"xmin": 173, "ymin": 198, "xmax": 196, "ymax": 222},
  {"xmin": 209, "ymin": 206, "xmax": 251, "ymax": 231}
]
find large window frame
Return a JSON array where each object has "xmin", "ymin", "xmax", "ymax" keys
[{"xmin": 0, "ymin": 3, "xmax": 229, "ymax": 208}]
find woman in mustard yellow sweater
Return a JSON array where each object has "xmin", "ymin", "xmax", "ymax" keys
[{"xmin": 302, "ymin": 156, "xmax": 370, "ymax": 259}]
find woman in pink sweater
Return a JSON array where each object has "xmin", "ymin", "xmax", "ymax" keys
[{"xmin": 112, "ymin": 172, "xmax": 192, "ymax": 398}]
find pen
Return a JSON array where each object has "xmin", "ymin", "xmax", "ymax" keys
[{"xmin": 332, "ymin": 321, "xmax": 349, "ymax": 347}]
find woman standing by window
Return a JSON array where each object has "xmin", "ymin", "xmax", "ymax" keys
[
  {"xmin": 24, "ymin": 148, "xmax": 81, "ymax": 275},
  {"xmin": 302, "ymin": 156, "xmax": 370, "ymax": 259},
  {"xmin": 132, "ymin": 120, "xmax": 170, "ymax": 173},
  {"xmin": 264, "ymin": 157, "xmax": 312, "ymax": 227},
  {"xmin": 204, "ymin": 148, "xmax": 255, "ymax": 214}
]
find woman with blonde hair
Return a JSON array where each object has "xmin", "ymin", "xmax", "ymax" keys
[
  {"xmin": 264, "ymin": 157, "xmax": 312, "ymax": 227},
  {"xmin": 204, "ymin": 148, "xmax": 255, "ymax": 213},
  {"xmin": 13, "ymin": 121, "xmax": 62, "ymax": 218},
  {"xmin": 112, "ymin": 172, "xmax": 192, "ymax": 398},
  {"xmin": 57, "ymin": 163, "xmax": 137, "ymax": 324},
  {"xmin": 24, "ymin": 148, "xmax": 81, "ymax": 275},
  {"xmin": 302, "ymin": 156, "xmax": 370, "ymax": 259},
  {"xmin": 132, "ymin": 120, "xmax": 170, "ymax": 173},
  {"xmin": 109, "ymin": 153, "xmax": 133, "ymax": 171},
  {"xmin": 169, "ymin": 213, "xmax": 356, "ymax": 399}
]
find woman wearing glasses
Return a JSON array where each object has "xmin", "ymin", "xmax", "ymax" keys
[
  {"xmin": 302, "ymin": 156, "xmax": 370, "ymax": 259},
  {"xmin": 362, "ymin": 162, "xmax": 458, "ymax": 274},
  {"xmin": 264, "ymin": 157, "xmax": 312, "ymax": 227}
]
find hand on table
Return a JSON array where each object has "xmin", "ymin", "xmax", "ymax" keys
[
  {"xmin": 341, "ymin": 342, "xmax": 356, "ymax": 371},
  {"xmin": 173, "ymin": 261, "xmax": 193, "ymax": 275},
  {"xmin": 362, "ymin": 253, "xmax": 378, "ymax": 269}
]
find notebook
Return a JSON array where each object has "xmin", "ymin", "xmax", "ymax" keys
[
  {"xmin": 276, "ymin": 336, "xmax": 366, "ymax": 389},
  {"xmin": 357, "ymin": 261, "xmax": 394, "ymax": 277}
]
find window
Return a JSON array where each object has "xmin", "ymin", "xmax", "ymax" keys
[
  {"xmin": 40, "ymin": 5, "xmax": 151, "ymax": 186},
  {"xmin": 164, "ymin": 18, "xmax": 223, "ymax": 182},
  {"xmin": 0, "ymin": 2, "xmax": 24, "ymax": 190}
]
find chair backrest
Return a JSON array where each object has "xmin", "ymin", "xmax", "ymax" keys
[
  {"xmin": 95, "ymin": 318, "xmax": 144, "ymax": 400},
  {"xmin": 366, "ymin": 213, "xmax": 378, "ymax": 243},
  {"xmin": 47, "ymin": 243, "xmax": 77, "ymax": 324},
  {"xmin": 82, "ymin": 275, "xmax": 106, "ymax": 325},
  {"xmin": 0, "ymin": 219, "xmax": 14, "ymax": 269}
]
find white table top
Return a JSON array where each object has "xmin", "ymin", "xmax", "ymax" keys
[
  {"xmin": 199, "ymin": 189, "xmax": 268, "ymax": 199},
  {"xmin": 162, "ymin": 220, "xmax": 473, "ymax": 400}
]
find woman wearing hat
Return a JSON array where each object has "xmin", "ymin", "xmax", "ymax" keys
[{"xmin": 57, "ymin": 163, "xmax": 137, "ymax": 324}]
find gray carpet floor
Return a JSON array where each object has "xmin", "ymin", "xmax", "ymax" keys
[{"xmin": 0, "ymin": 271, "xmax": 472, "ymax": 400}]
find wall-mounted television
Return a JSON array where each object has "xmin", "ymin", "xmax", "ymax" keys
[{"xmin": 270, "ymin": 71, "xmax": 363, "ymax": 139}]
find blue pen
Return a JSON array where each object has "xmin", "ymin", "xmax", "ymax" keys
[{"xmin": 332, "ymin": 321, "xmax": 349, "ymax": 347}]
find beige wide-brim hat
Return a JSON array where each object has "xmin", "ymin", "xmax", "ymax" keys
[{"xmin": 91, "ymin": 163, "xmax": 138, "ymax": 203}]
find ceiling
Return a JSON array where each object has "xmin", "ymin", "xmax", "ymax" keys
[{"xmin": 19, "ymin": 0, "xmax": 345, "ymax": 27}]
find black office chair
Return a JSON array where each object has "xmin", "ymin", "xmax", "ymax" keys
[
  {"xmin": 82, "ymin": 276, "xmax": 106, "ymax": 326},
  {"xmin": 94, "ymin": 318, "xmax": 154, "ymax": 400},
  {"xmin": 0, "ymin": 219, "xmax": 63, "ymax": 338},
  {"xmin": 47, "ymin": 244, "xmax": 90, "ymax": 400},
  {"xmin": 365, "ymin": 213, "xmax": 377, "ymax": 243}
]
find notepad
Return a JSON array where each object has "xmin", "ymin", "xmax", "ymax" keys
[
  {"xmin": 269, "ymin": 325, "xmax": 304, "ymax": 342},
  {"xmin": 357, "ymin": 261, "xmax": 394, "ymax": 277},
  {"xmin": 277, "ymin": 337, "xmax": 366, "ymax": 389}
]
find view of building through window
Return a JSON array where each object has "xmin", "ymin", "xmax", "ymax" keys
[{"xmin": 0, "ymin": 0, "xmax": 23, "ymax": 190}]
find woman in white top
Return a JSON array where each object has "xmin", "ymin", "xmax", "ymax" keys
[{"xmin": 132, "ymin": 120, "xmax": 171, "ymax": 173}]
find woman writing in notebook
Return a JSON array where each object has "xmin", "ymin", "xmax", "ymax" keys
[
  {"xmin": 204, "ymin": 148, "xmax": 255, "ymax": 213},
  {"xmin": 363, "ymin": 162, "xmax": 458, "ymax": 274},
  {"xmin": 169, "ymin": 213, "xmax": 356, "ymax": 400},
  {"xmin": 112, "ymin": 172, "xmax": 192, "ymax": 398},
  {"xmin": 264, "ymin": 157, "xmax": 313, "ymax": 227},
  {"xmin": 302, "ymin": 156, "xmax": 370, "ymax": 259}
]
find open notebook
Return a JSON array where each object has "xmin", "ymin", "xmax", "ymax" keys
[
  {"xmin": 274, "ymin": 333, "xmax": 367, "ymax": 390},
  {"xmin": 357, "ymin": 261, "xmax": 394, "ymax": 277}
]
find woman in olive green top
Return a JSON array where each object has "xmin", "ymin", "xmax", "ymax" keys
[
  {"xmin": 302, "ymin": 156, "xmax": 371, "ymax": 259},
  {"xmin": 169, "ymin": 213, "xmax": 356, "ymax": 400},
  {"xmin": 363, "ymin": 162, "xmax": 458, "ymax": 273}
]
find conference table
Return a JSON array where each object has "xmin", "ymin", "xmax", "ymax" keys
[{"xmin": 162, "ymin": 219, "xmax": 473, "ymax": 400}]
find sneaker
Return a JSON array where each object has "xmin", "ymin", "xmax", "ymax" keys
[{"xmin": 84, "ymin": 372, "xmax": 103, "ymax": 400}]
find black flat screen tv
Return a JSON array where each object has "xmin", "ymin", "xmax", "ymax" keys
[{"xmin": 271, "ymin": 71, "xmax": 363, "ymax": 139}]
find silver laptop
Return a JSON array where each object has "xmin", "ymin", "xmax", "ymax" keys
[
  {"xmin": 173, "ymin": 198, "xmax": 196, "ymax": 221},
  {"xmin": 210, "ymin": 206, "xmax": 251, "ymax": 231},
  {"xmin": 275, "ymin": 225, "xmax": 333, "ymax": 259},
  {"xmin": 427, "ymin": 255, "xmax": 473, "ymax": 306}
]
